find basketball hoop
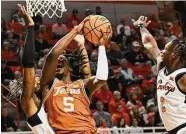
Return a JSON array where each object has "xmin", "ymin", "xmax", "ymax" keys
[{"xmin": 26, "ymin": 0, "xmax": 67, "ymax": 18}]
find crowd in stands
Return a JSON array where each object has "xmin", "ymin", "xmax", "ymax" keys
[{"xmin": 1, "ymin": 3, "xmax": 186, "ymax": 132}]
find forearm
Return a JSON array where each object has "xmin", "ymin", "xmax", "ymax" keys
[
  {"xmin": 21, "ymin": 26, "xmax": 35, "ymax": 68},
  {"xmin": 78, "ymin": 44, "xmax": 91, "ymax": 78},
  {"xmin": 140, "ymin": 28, "xmax": 160, "ymax": 59},
  {"xmin": 96, "ymin": 46, "xmax": 108, "ymax": 80},
  {"xmin": 49, "ymin": 29, "xmax": 78, "ymax": 57}
]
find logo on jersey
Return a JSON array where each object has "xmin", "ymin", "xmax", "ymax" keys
[
  {"xmin": 169, "ymin": 76, "xmax": 174, "ymax": 81},
  {"xmin": 158, "ymin": 79, "xmax": 162, "ymax": 84},
  {"xmin": 157, "ymin": 82, "xmax": 175, "ymax": 95},
  {"xmin": 53, "ymin": 86, "xmax": 81, "ymax": 96}
]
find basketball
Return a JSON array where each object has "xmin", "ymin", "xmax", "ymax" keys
[{"xmin": 83, "ymin": 15, "xmax": 112, "ymax": 45}]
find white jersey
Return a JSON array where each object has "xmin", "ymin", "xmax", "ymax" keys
[
  {"xmin": 26, "ymin": 104, "xmax": 55, "ymax": 134},
  {"xmin": 157, "ymin": 67, "xmax": 186, "ymax": 131}
]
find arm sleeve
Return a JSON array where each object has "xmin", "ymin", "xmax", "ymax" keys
[
  {"xmin": 21, "ymin": 26, "xmax": 35, "ymax": 68},
  {"xmin": 96, "ymin": 46, "xmax": 108, "ymax": 80}
]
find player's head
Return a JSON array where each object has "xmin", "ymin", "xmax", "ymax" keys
[
  {"xmin": 55, "ymin": 55, "xmax": 71, "ymax": 80},
  {"xmin": 162, "ymin": 39, "xmax": 186, "ymax": 68},
  {"xmin": 55, "ymin": 48, "xmax": 89, "ymax": 81}
]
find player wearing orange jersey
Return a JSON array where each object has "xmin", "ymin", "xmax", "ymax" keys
[{"xmin": 40, "ymin": 19, "xmax": 109, "ymax": 133}]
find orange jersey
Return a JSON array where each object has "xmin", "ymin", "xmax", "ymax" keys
[{"xmin": 44, "ymin": 78, "xmax": 97, "ymax": 134}]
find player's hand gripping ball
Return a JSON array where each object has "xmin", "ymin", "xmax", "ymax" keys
[{"xmin": 83, "ymin": 15, "xmax": 112, "ymax": 45}]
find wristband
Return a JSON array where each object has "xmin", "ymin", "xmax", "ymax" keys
[{"xmin": 137, "ymin": 24, "xmax": 146, "ymax": 29}]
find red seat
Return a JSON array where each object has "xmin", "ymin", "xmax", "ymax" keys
[
  {"xmin": 9, "ymin": 66, "xmax": 22, "ymax": 72},
  {"xmin": 128, "ymin": 65, "xmax": 152, "ymax": 78},
  {"xmin": 9, "ymin": 23, "xmax": 24, "ymax": 35}
]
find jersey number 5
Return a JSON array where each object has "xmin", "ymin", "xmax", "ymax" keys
[{"xmin": 63, "ymin": 97, "xmax": 74, "ymax": 112}]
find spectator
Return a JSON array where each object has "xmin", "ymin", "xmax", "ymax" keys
[
  {"xmin": 85, "ymin": 9, "xmax": 92, "ymax": 17},
  {"xmin": 127, "ymin": 92, "xmax": 148, "ymax": 126},
  {"xmin": 52, "ymin": 18, "xmax": 68, "ymax": 39},
  {"xmin": 35, "ymin": 31, "xmax": 50, "ymax": 53},
  {"xmin": 147, "ymin": 14, "xmax": 160, "ymax": 32},
  {"xmin": 97, "ymin": 118, "xmax": 111, "ymax": 134},
  {"xmin": 164, "ymin": 29, "xmax": 177, "ymax": 43},
  {"xmin": 107, "ymin": 65, "xmax": 119, "ymax": 93},
  {"xmin": 116, "ymin": 27, "xmax": 127, "ymax": 45},
  {"xmin": 39, "ymin": 25, "xmax": 50, "ymax": 40},
  {"xmin": 146, "ymin": 102, "xmax": 155, "ymax": 126},
  {"xmin": 167, "ymin": 21, "xmax": 183, "ymax": 38},
  {"xmin": 92, "ymin": 83, "xmax": 113, "ymax": 110},
  {"xmin": 89, "ymin": 50, "xmax": 98, "ymax": 75},
  {"xmin": 109, "ymin": 91, "xmax": 127, "ymax": 114},
  {"xmin": 32, "ymin": 14, "xmax": 43, "ymax": 30},
  {"xmin": 95, "ymin": 6, "xmax": 102, "ymax": 15},
  {"xmin": 113, "ymin": 117, "xmax": 129, "ymax": 134},
  {"xmin": 111, "ymin": 25, "xmax": 118, "ymax": 42},
  {"xmin": 130, "ymin": 118, "xmax": 143, "ymax": 132},
  {"xmin": 1, "ymin": 60, "xmax": 15, "ymax": 85},
  {"xmin": 12, "ymin": 9, "xmax": 25, "ymax": 26},
  {"xmin": 93, "ymin": 101, "xmax": 112, "ymax": 128},
  {"xmin": 1, "ymin": 41, "xmax": 17, "ymax": 61},
  {"xmin": 112, "ymin": 104, "xmax": 130, "ymax": 126},
  {"xmin": 119, "ymin": 59, "xmax": 143, "ymax": 89},
  {"xmin": 1, "ymin": 18, "xmax": 7, "ymax": 31},
  {"xmin": 125, "ymin": 41, "xmax": 152, "ymax": 65},
  {"xmin": 129, "ymin": 106, "xmax": 146, "ymax": 127},
  {"xmin": 67, "ymin": 9, "xmax": 80, "ymax": 29},
  {"xmin": 127, "ymin": 92, "xmax": 146, "ymax": 116},
  {"xmin": 1, "ymin": 18, "xmax": 7, "ymax": 45},
  {"xmin": 1, "ymin": 107, "xmax": 17, "ymax": 132},
  {"xmin": 117, "ymin": 17, "xmax": 131, "ymax": 36},
  {"xmin": 107, "ymin": 41, "xmax": 123, "ymax": 65},
  {"xmin": 143, "ymin": 80, "xmax": 156, "ymax": 103}
]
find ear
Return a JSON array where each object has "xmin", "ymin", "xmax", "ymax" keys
[{"xmin": 171, "ymin": 51, "xmax": 179, "ymax": 59}]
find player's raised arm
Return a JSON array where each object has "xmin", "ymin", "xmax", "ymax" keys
[
  {"xmin": 74, "ymin": 35, "xmax": 92, "ymax": 79},
  {"xmin": 18, "ymin": 4, "xmax": 38, "ymax": 117},
  {"xmin": 83, "ymin": 33, "xmax": 109, "ymax": 96},
  {"xmin": 132, "ymin": 16, "xmax": 161, "ymax": 62},
  {"xmin": 40, "ymin": 19, "xmax": 88, "ymax": 94}
]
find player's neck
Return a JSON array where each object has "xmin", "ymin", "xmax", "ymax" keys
[
  {"xmin": 166, "ymin": 61, "xmax": 182, "ymax": 74},
  {"xmin": 61, "ymin": 74, "xmax": 72, "ymax": 84}
]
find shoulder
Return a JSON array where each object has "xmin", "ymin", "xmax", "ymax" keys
[
  {"xmin": 109, "ymin": 100, "xmax": 115, "ymax": 105},
  {"xmin": 93, "ymin": 111, "xmax": 98, "ymax": 116},
  {"xmin": 104, "ymin": 112, "xmax": 111, "ymax": 116}
]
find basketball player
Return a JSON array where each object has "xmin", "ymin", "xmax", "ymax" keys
[
  {"xmin": 17, "ymin": 4, "xmax": 55, "ymax": 134},
  {"xmin": 40, "ymin": 17, "xmax": 109, "ymax": 134},
  {"xmin": 132, "ymin": 16, "xmax": 186, "ymax": 134}
]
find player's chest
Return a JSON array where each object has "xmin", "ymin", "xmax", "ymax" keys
[
  {"xmin": 52, "ymin": 85, "xmax": 82, "ymax": 97},
  {"xmin": 157, "ymin": 75, "xmax": 176, "ymax": 96}
]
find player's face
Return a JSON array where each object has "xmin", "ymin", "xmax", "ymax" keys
[
  {"xmin": 55, "ymin": 55, "xmax": 70, "ymax": 79},
  {"xmin": 161, "ymin": 42, "xmax": 172, "ymax": 63}
]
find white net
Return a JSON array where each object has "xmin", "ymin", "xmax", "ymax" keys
[{"xmin": 26, "ymin": 0, "xmax": 67, "ymax": 18}]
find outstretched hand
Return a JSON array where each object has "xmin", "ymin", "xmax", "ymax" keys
[
  {"xmin": 17, "ymin": 4, "xmax": 27, "ymax": 17},
  {"xmin": 74, "ymin": 16, "xmax": 91, "ymax": 33},
  {"xmin": 132, "ymin": 16, "xmax": 151, "ymax": 28},
  {"xmin": 17, "ymin": 4, "xmax": 34, "ymax": 26}
]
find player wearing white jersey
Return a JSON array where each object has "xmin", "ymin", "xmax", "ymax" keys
[
  {"xmin": 132, "ymin": 16, "xmax": 186, "ymax": 134},
  {"xmin": 17, "ymin": 5, "xmax": 55, "ymax": 134}
]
